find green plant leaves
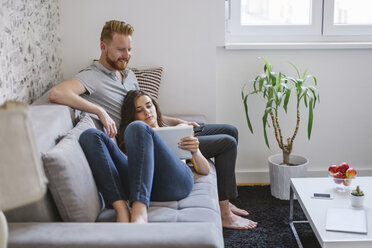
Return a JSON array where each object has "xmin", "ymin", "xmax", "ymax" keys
[
  {"xmin": 283, "ymin": 90, "xmax": 291, "ymax": 113},
  {"xmin": 241, "ymin": 57, "xmax": 319, "ymax": 150},
  {"xmin": 262, "ymin": 106, "xmax": 272, "ymax": 148},
  {"xmin": 289, "ymin": 62, "xmax": 301, "ymax": 78},
  {"xmin": 308, "ymin": 98, "xmax": 314, "ymax": 139},
  {"xmin": 242, "ymin": 93, "xmax": 253, "ymax": 133}
]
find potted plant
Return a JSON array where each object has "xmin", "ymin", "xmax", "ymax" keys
[
  {"xmin": 241, "ymin": 57, "xmax": 319, "ymax": 199},
  {"xmin": 351, "ymin": 185, "xmax": 364, "ymax": 207}
]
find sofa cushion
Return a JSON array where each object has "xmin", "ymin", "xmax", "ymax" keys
[
  {"xmin": 130, "ymin": 67, "xmax": 163, "ymax": 100},
  {"xmin": 96, "ymin": 163, "xmax": 221, "ymax": 226},
  {"xmin": 68, "ymin": 113, "xmax": 96, "ymax": 139},
  {"xmin": 4, "ymin": 103, "xmax": 75, "ymax": 222},
  {"xmin": 30, "ymin": 105, "xmax": 75, "ymax": 154},
  {"xmin": 148, "ymin": 165, "xmax": 220, "ymax": 223},
  {"xmin": 42, "ymin": 114, "xmax": 101, "ymax": 222}
]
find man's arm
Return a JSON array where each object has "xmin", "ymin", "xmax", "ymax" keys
[
  {"xmin": 49, "ymin": 79, "xmax": 117, "ymax": 137},
  {"xmin": 162, "ymin": 115, "xmax": 198, "ymax": 127}
]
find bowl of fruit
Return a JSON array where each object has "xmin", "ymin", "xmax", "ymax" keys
[{"xmin": 328, "ymin": 162, "xmax": 357, "ymax": 192}]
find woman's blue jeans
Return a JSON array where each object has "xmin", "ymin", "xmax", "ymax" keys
[{"xmin": 79, "ymin": 121, "xmax": 194, "ymax": 208}]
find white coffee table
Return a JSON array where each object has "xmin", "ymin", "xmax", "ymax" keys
[{"xmin": 289, "ymin": 177, "xmax": 372, "ymax": 248}]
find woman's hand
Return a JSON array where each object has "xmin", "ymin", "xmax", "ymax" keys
[
  {"xmin": 178, "ymin": 136, "xmax": 199, "ymax": 154},
  {"xmin": 179, "ymin": 136, "xmax": 210, "ymax": 175}
]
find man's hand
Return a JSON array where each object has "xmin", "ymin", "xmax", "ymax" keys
[
  {"xmin": 97, "ymin": 108, "xmax": 117, "ymax": 138},
  {"xmin": 50, "ymin": 79, "xmax": 118, "ymax": 138}
]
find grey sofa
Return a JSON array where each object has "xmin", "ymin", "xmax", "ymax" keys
[{"xmin": 5, "ymin": 91, "xmax": 224, "ymax": 248}]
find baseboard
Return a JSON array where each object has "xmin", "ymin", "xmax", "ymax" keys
[{"xmin": 236, "ymin": 168, "xmax": 372, "ymax": 184}]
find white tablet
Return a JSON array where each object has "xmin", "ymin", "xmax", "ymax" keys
[{"xmin": 153, "ymin": 125, "xmax": 193, "ymax": 159}]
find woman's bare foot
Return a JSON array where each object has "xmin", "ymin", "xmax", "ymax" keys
[
  {"xmin": 112, "ymin": 200, "xmax": 130, "ymax": 222},
  {"xmin": 229, "ymin": 202, "xmax": 249, "ymax": 216},
  {"xmin": 220, "ymin": 200, "xmax": 257, "ymax": 230},
  {"xmin": 130, "ymin": 201, "xmax": 148, "ymax": 224}
]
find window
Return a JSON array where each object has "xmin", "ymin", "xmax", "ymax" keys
[
  {"xmin": 226, "ymin": 0, "xmax": 372, "ymax": 45},
  {"xmin": 323, "ymin": 0, "xmax": 372, "ymax": 35}
]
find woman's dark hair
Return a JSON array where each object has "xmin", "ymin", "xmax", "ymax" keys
[{"xmin": 117, "ymin": 90, "xmax": 165, "ymax": 152}]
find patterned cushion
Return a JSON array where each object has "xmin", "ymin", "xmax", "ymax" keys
[{"xmin": 130, "ymin": 67, "xmax": 163, "ymax": 99}]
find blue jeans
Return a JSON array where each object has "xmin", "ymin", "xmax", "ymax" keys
[
  {"xmin": 79, "ymin": 121, "xmax": 194, "ymax": 208},
  {"xmin": 195, "ymin": 124, "xmax": 238, "ymax": 201}
]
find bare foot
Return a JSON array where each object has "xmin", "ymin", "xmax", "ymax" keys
[
  {"xmin": 219, "ymin": 200, "xmax": 257, "ymax": 230},
  {"xmin": 112, "ymin": 200, "xmax": 130, "ymax": 222},
  {"xmin": 222, "ymin": 212, "xmax": 258, "ymax": 230},
  {"xmin": 130, "ymin": 201, "xmax": 148, "ymax": 224},
  {"xmin": 229, "ymin": 202, "xmax": 249, "ymax": 216}
]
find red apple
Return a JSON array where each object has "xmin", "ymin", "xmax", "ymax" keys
[
  {"xmin": 333, "ymin": 172, "xmax": 343, "ymax": 184},
  {"xmin": 338, "ymin": 162, "xmax": 349, "ymax": 174},
  {"xmin": 343, "ymin": 179, "xmax": 351, "ymax": 186},
  {"xmin": 328, "ymin": 165, "xmax": 339, "ymax": 175},
  {"xmin": 345, "ymin": 168, "xmax": 357, "ymax": 179}
]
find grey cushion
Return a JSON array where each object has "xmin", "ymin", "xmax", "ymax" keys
[
  {"xmin": 4, "ymin": 103, "xmax": 75, "ymax": 222},
  {"xmin": 68, "ymin": 113, "xmax": 95, "ymax": 139},
  {"xmin": 4, "ymin": 191, "xmax": 61, "ymax": 222},
  {"xmin": 97, "ymin": 163, "xmax": 221, "ymax": 226},
  {"xmin": 30, "ymin": 105, "xmax": 74, "ymax": 154},
  {"xmin": 42, "ymin": 114, "xmax": 101, "ymax": 222}
]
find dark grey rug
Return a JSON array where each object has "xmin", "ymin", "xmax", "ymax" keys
[{"xmin": 224, "ymin": 185, "xmax": 321, "ymax": 248}]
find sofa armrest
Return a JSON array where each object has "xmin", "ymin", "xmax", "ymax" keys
[{"xmin": 9, "ymin": 222, "xmax": 223, "ymax": 248}]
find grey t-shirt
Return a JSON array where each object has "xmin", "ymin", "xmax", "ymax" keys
[{"xmin": 74, "ymin": 61, "xmax": 139, "ymax": 128}]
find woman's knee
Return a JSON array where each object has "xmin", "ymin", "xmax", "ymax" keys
[
  {"xmin": 124, "ymin": 121, "xmax": 151, "ymax": 138},
  {"xmin": 79, "ymin": 128, "xmax": 103, "ymax": 145}
]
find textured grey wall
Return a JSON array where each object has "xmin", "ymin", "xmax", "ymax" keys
[{"xmin": 0, "ymin": 0, "xmax": 62, "ymax": 105}]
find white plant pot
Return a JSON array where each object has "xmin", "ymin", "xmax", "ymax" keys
[
  {"xmin": 268, "ymin": 154, "xmax": 308, "ymax": 200},
  {"xmin": 350, "ymin": 194, "xmax": 364, "ymax": 208}
]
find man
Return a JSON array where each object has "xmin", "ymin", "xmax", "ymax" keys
[{"xmin": 49, "ymin": 20, "xmax": 257, "ymax": 230}]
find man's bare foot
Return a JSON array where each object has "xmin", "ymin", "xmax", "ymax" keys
[
  {"xmin": 222, "ymin": 212, "xmax": 258, "ymax": 230},
  {"xmin": 219, "ymin": 200, "xmax": 257, "ymax": 229},
  {"xmin": 130, "ymin": 201, "xmax": 148, "ymax": 224},
  {"xmin": 229, "ymin": 202, "xmax": 249, "ymax": 216},
  {"xmin": 112, "ymin": 200, "xmax": 130, "ymax": 222}
]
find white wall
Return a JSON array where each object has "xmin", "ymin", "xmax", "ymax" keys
[
  {"xmin": 59, "ymin": 0, "xmax": 224, "ymax": 122},
  {"xmin": 59, "ymin": 0, "xmax": 372, "ymax": 183}
]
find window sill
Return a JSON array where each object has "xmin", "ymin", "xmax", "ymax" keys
[{"xmin": 225, "ymin": 41, "xmax": 372, "ymax": 50}]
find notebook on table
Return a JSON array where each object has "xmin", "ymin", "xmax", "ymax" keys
[
  {"xmin": 153, "ymin": 125, "xmax": 193, "ymax": 159},
  {"xmin": 326, "ymin": 207, "xmax": 368, "ymax": 234}
]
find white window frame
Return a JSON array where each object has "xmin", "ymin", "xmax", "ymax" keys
[
  {"xmin": 227, "ymin": 0, "xmax": 323, "ymax": 36},
  {"xmin": 323, "ymin": 0, "xmax": 372, "ymax": 36},
  {"xmin": 225, "ymin": 0, "xmax": 372, "ymax": 48}
]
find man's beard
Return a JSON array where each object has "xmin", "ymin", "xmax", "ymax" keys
[{"xmin": 106, "ymin": 53, "xmax": 129, "ymax": 71}]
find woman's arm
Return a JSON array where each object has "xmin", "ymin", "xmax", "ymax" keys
[
  {"xmin": 163, "ymin": 115, "xmax": 198, "ymax": 127},
  {"xmin": 178, "ymin": 136, "xmax": 210, "ymax": 175}
]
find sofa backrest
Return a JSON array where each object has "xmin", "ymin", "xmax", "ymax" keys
[{"xmin": 5, "ymin": 94, "xmax": 75, "ymax": 222}]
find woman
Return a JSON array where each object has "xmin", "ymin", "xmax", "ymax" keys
[{"xmin": 79, "ymin": 90, "xmax": 210, "ymax": 223}]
